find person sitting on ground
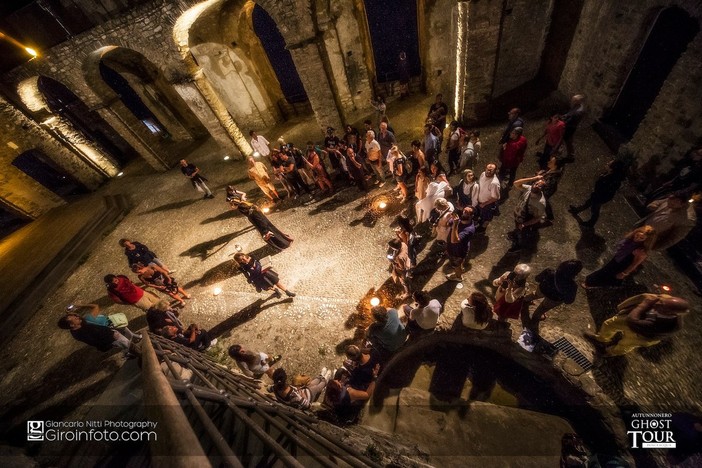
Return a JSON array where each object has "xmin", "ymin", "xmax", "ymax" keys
[
  {"xmin": 228, "ymin": 344, "xmax": 281, "ymax": 379},
  {"xmin": 133, "ymin": 263, "xmax": 190, "ymax": 306},
  {"xmin": 234, "ymin": 252, "xmax": 295, "ymax": 298},
  {"xmin": 401, "ymin": 290, "xmax": 442, "ymax": 339},
  {"xmin": 365, "ymin": 305, "xmax": 407, "ymax": 364},
  {"xmin": 162, "ymin": 323, "xmax": 216, "ymax": 351},
  {"xmin": 58, "ymin": 309, "xmax": 136, "ymax": 357},
  {"xmin": 323, "ymin": 365, "xmax": 380, "ymax": 424},
  {"xmin": 583, "ymin": 294, "xmax": 690, "ymax": 357},
  {"xmin": 119, "ymin": 238, "xmax": 171, "ymax": 273},
  {"xmin": 343, "ymin": 345, "xmax": 379, "ymax": 391},
  {"xmin": 146, "ymin": 299, "xmax": 183, "ymax": 334},
  {"xmin": 492, "ymin": 264, "xmax": 532, "ymax": 322},
  {"xmin": 104, "ymin": 273, "xmax": 160, "ymax": 311},
  {"xmin": 271, "ymin": 367, "xmax": 331, "ymax": 410},
  {"xmin": 460, "ymin": 292, "xmax": 493, "ymax": 330}
]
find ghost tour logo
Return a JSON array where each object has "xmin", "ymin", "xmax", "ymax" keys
[{"xmin": 628, "ymin": 413, "xmax": 676, "ymax": 449}]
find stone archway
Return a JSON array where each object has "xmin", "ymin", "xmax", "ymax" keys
[
  {"xmin": 83, "ymin": 46, "xmax": 210, "ymax": 168},
  {"xmin": 11, "ymin": 149, "xmax": 89, "ymax": 201}
]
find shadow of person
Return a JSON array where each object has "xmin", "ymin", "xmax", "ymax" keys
[
  {"xmin": 426, "ymin": 280, "xmax": 460, "ymax": 306},
  {"xmin": 140, "ymin": 198, "xmax": 200, "ymax": 215},
  {"xmin": 180, "ymin": 227, "xmax": 255, "ymax": 261},
  {"xmin": 200, "ymin": 209, "xmax": 240, "ymax": 225},
  {"xmin": 183, "ymin": 259, "xmax": 238, "ymax": 289},
  {"xmin": 591, "ymin": 354, "xmax": 633, "ymax": 407},
  {"xmin": 208, "ymin": 297, "xmax": 293, "ymax": 339},
  {"xmin": 575, "ymin": 228, "xmax": 608, "ymax": 269}
]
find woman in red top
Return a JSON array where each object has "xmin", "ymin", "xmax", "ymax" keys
[
  {"xmin": 535, "ymin": 113, "xmax": 565, "ymax": 169},
  {"xmin": 499, "ymin": 127, "xmax": 527, "ymax": 188}
]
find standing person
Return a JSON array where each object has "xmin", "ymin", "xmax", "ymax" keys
[
  {"xmin": 569, "ymin": 159, "xmax": 627, "ymax": 227},
  {"xmin": 280, "ymin": 152, "xmax": 311, "ymax": 197},
  {"xmin": 582, "ymin": 226, "xmax": 656, "ymax": 288},
  {"xmin": 415, "ymin": 171, "xmax": 450, "ymax": 223},
  {"xmin": 423, "ymin": 124, "xmax": 441, "ymax": 165},
  {"xmin": 499, "ymin": 108, "xmax": 525, "ymax": 145},
  {"xmin": 499, "ymin": 127, "xmax": 528, "ymax": 189},
  {"xmin": 234, "ymin": 252, "xmax": 296, "ymax": 298},
  {"xmin": 389, "ymin": 146, "xmax": 409, "ymax": 201},
  {"xmin": 458, "ymin": 132, "xmax": 477, "ymax": 170},
  {"xmin": 402, "ymin": 290, "xmax": 441, "ymax": 339},
  {"xmin": 583, "ymin": 294, "xmax": 690, "ymax": 357},
  {"xmin": 365, "ymin": 130, "xmax": 385, "ymax": 186},
  {"xmin": 394, "ymin": 214, "xmax": 420, "ymax": 275},
  {"xmin": 180, "ymin": 159, "xmax": 214, "ymax": 199},
  {"xmin": 228, "ymin": 344, "xmax": 281, "ymax": 379},
  {"xmin": 509, "ymin": 175, "xmax": 547, "ymax": 253},
  {"xmin": 492, "ymin": 264, "xmax": 532, "ymax": 322},
  {"xmin": 249, "ymin": 130, "xmax": 271, "ymax": 158},
  {"xmin": 119, "ymin": 239, "xmax": 171, "ymax": 273},
  {"xmin": 431, "ymin": 198, "xmax": 455, "ymax": 246},
  {"xmin": 415, "ymin": 167, "xmax": 430, "ymax": 204},
  {"xmin": 305, "ymin": 142, "xmax": 334, "ymax": 193},
  {"xmin": 528, "ymin": 260, "xmax": 583, "ymax": 322},
  {"xmin": 445, "ymin": 207, "xmax": 476, "ymax": 283},
  {"xmin": 410, "ymin": 140, "xmax": 427, "ymax": 172},
  {"xmin": 271, "ymin": 367, "xmax": 330, "ymax": 410},
  {"xmin": 561, "ymin": 94, "xmax": 586, "ymax": 162},
  {"xmin": 397, "ymin": 51, "xmax": 410, "ymax": 98},
  {"xmin": 370, "ymin": 95, "xmax": 387, "ymax": 126},
  {"xmin": 446, "ymin": 121, "xmax": 463, "ymax": 175},
  {"xmin": 58, "ymin": 311, "xmax": 134, "ymax": 356},
  {"xmin": 539, "ymin": 154, "xmax": 565, "ymax": 221},
  {"xmin": 635, "ymin": 192, "xmax": 697, "ymax": 251},
  {"xmin": 366, "ymin": 306, "xmax": 407, "ymax": 364},
  {"xmin": 535, "ymin": 112, "xmax": 566, "ymax": 169},
  {"xmin": 427, "ymin": 93, "xmax": 449, "ymax": 141},
  {"xmin": 269, "ymin": 150, "xmax": 295, "ymax": 198},
  {"xmin": 345, "ymin": 146, "xmax": 368, "ymax": 192},
  {"xmin": 460, "ymin": 292, "xmax": 493, "ymax": 330},
  {"xmin": 247, "ymin": 157, "xmax": 280, "ymax": 202},
  {"xmin": 475, "ymin": 163, "xmax": 501, "ymax": 231},
  {"xmin": 133, "ymin": 263, "xmax": 190, "ymax": 306},
  {"xmin": 104, "ymin": 273, "xmax": 160, "ymax": 311},
  {"xmin": 387, "ymin": 238, "xmax": 412, "ymax": 299},
  {"xmin": 454, "ymin": 169, "xmax": 480, "ymax": 210},
  {"xmin": 377, "ymin": 122, "xmax": 397, "ymax": 172},
  {"xmin": 343, "ymin": 124, "xmax": 361, "ymax": 151}
]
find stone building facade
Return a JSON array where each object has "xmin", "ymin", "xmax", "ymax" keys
[{"xmin": 0, "ymin": 0, "xmax": 700, "ymax": 221}]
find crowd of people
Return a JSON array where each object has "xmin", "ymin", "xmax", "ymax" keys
[{"xmin": 56, "ymin": 92, "xmax": 698, "ymax": 425}]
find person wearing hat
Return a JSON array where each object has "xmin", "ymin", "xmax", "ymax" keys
[
  {"xmin": 583, "ymin": 294, "xmax": 690, "ymax": 356},
  {"xmin": 460, "ymin": 292, "xmax": 493, "ymax": 330},
  {"xmin": 445, "ymin": 207, "xmax": 477, "ymax": 283}
]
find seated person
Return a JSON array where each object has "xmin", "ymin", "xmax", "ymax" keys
[
  {"xmin": 460, "ymin": 292, "xmax": 493, "ymax": 330},
  {"xmin": 271, "ymin": 367, "xmax": 330, "ymax": 410},
  {"xmin": 365, "ymin": 306, "xmax": 407, "ymax": 364},
  {"xmin": 228, "ymin": 344, "xmax": 281, "ymax": 379},
  {"xmin": 58, "ymin": 308, "xmax": 135, "ymax": 357},
  {"xmin": 401, "ymin": 290, "xmax": 441, "ymax": 339},
  {"xmin": 162, "ymin": 323, "xmax": 216, "ymax": 351},
  {"xmin": 146, "ymin": 300, "xmax": 183, "ymax": 334},
  {"xmin": 323, "ymin": 365, "xmax": 380, "ymax": 425},
  {"xmin": 344, "ymin": 345, "xmax": 379, "ymax": 391}
]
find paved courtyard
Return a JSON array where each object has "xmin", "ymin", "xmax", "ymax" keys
[{"xmin": 1, "ymin": 95, "xmax": 700, "ymax": 462}]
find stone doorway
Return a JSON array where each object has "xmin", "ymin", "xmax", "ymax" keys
[
  {"xmin": 599, "ymin": 7, "xmax": 699, "ymax": 145},
  {"xmin": 12, "ymin": 149, "xmax": 89, "ymax": 200}
]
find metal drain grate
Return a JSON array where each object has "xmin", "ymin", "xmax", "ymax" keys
[{"xmin": 552, "ymin": 337, "xmax": 593, "ymax": 370}]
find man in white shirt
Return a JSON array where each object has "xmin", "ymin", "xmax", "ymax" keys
[
  {"xmin": 476, "ymin": 163, "xmax": 501, "ymax": 231},
  {"xmin": 249, "ymin": 130, "xmax": 271, "ymax": 158},
  {"xmin": 402, "ymin": 290, "xmax": 441, "ymax": 339}
]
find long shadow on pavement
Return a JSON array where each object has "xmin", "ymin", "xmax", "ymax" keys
[
  {"xmin": 139, "ymin": 198, "xmax": 199, "ymax": 214},
  {"xmin": 183, "ymin": 243, "xmax": 279, "ymax": 289},
  {"xmin": 180, "ymin": 227, "xmax": 255, "ymax": 261},
  {"xmin": 208, "ymin": 296, "xmax": 293, "ymax": 340}
]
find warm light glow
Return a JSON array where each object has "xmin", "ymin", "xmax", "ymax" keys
[
  {"xmin": 41, "ymin": 116, "xmax": 57, "ymax": 126},
  {"xmin": 690, "ymin": 199, "xmax": 695, "ymax": 203},
  {"xmin": 453, "ymin": 2, "xmax": 469, "ymax": 121},
  {"xmin": 213, "ymin": 287, "xmax": 223, "ymax": 296},
  {"xmin": 262, "ymin": 207, "xmax": 270, "ymax": 214},
  {"xmin": 661, "ymin": 285, "xmax": 671, "ymax": 292},
  {"xmin": 370, "ymin": 297, "xmax": 380, "ymax": 307},
  {"xmin": 234, "ymin": 244, "xmax": 243, "ymax": 252},
  {"xmin": 25, "ymin": 47, "xmax": 38, "ymax": 57},
  {"xmin": 253, "ymin": 151, "xmax": 261, "ymax": 158},
  {"xmin": 223, "ymin": 155, "xmax": 230, "ymax": 160},
  {"xmin": 117, "ymin": 171, "xmax": 124, "ymax": 177},
  {"xmin": 378, "ymin": 202, "xmax": 387, "ymax": 210}
]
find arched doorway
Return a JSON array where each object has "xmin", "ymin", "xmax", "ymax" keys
[
  {"xmin": 0, "ymin": 205, "xmax": 30, "ymax": 240},
  {"xmin": 84, "ymin": 46, "xmax": 210, "ymax": 167},
  {"xmin": 12, "ymin": 149, "xmax": 89, "ymax": 200},
  {"xmin": 251, "ymin": 3, "xmax": 309, "ymax": 111},
  {"xmin": 601, "ymin": 7, "xmax": 699, "ymax": 140},
  {"xmin": 37, "ymin": 76, "xmax": 137, "ymax": 167},
  {"xmin": 363, "ymin": 0, "xmax": 421, "ymax": 86}
]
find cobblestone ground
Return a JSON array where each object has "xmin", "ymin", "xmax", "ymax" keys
[{"xmin": 1, "ymin": 95, "xmax": 700, "ymax": 462}]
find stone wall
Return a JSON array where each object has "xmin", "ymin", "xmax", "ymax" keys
[
  {"xmin": 492, "ymin": 0, "xmax": 553, "ymax": 97},
  {"xmin": 559, "ymin": 0, "xmax": 702, "ymax": 174},
  {"xmin": 423, "ymin": 0, "xmax": 454, "ymax": 98}
]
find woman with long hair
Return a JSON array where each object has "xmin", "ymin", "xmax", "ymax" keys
[
  {"xmin": 271, "ymin": 367, "xmax": 330, "ymax": 410},
  {"xmin": 583, "ymin": 225, "xmax": 656, "ymax": 288},
  {"xmin": 454, "ymin": 169, "xmax": 479, "ymax": 210},
  {"xmin": 460, "ymin": 292, "xmax": 493, "ymax": 330},
  {"xmin": 226, "ymin": 186, "xmax": 293, "ymax": 250},
  {"xmin": 234, "ymin": 252, "xmax": 295, "ymax": 298},
  {"xmin": 132, "ymin": 263, "xmax": 190, "ymax": 306},
  {"xmin": 389, "ymin": 146, "xmax": 409, "ymax": 202}
]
